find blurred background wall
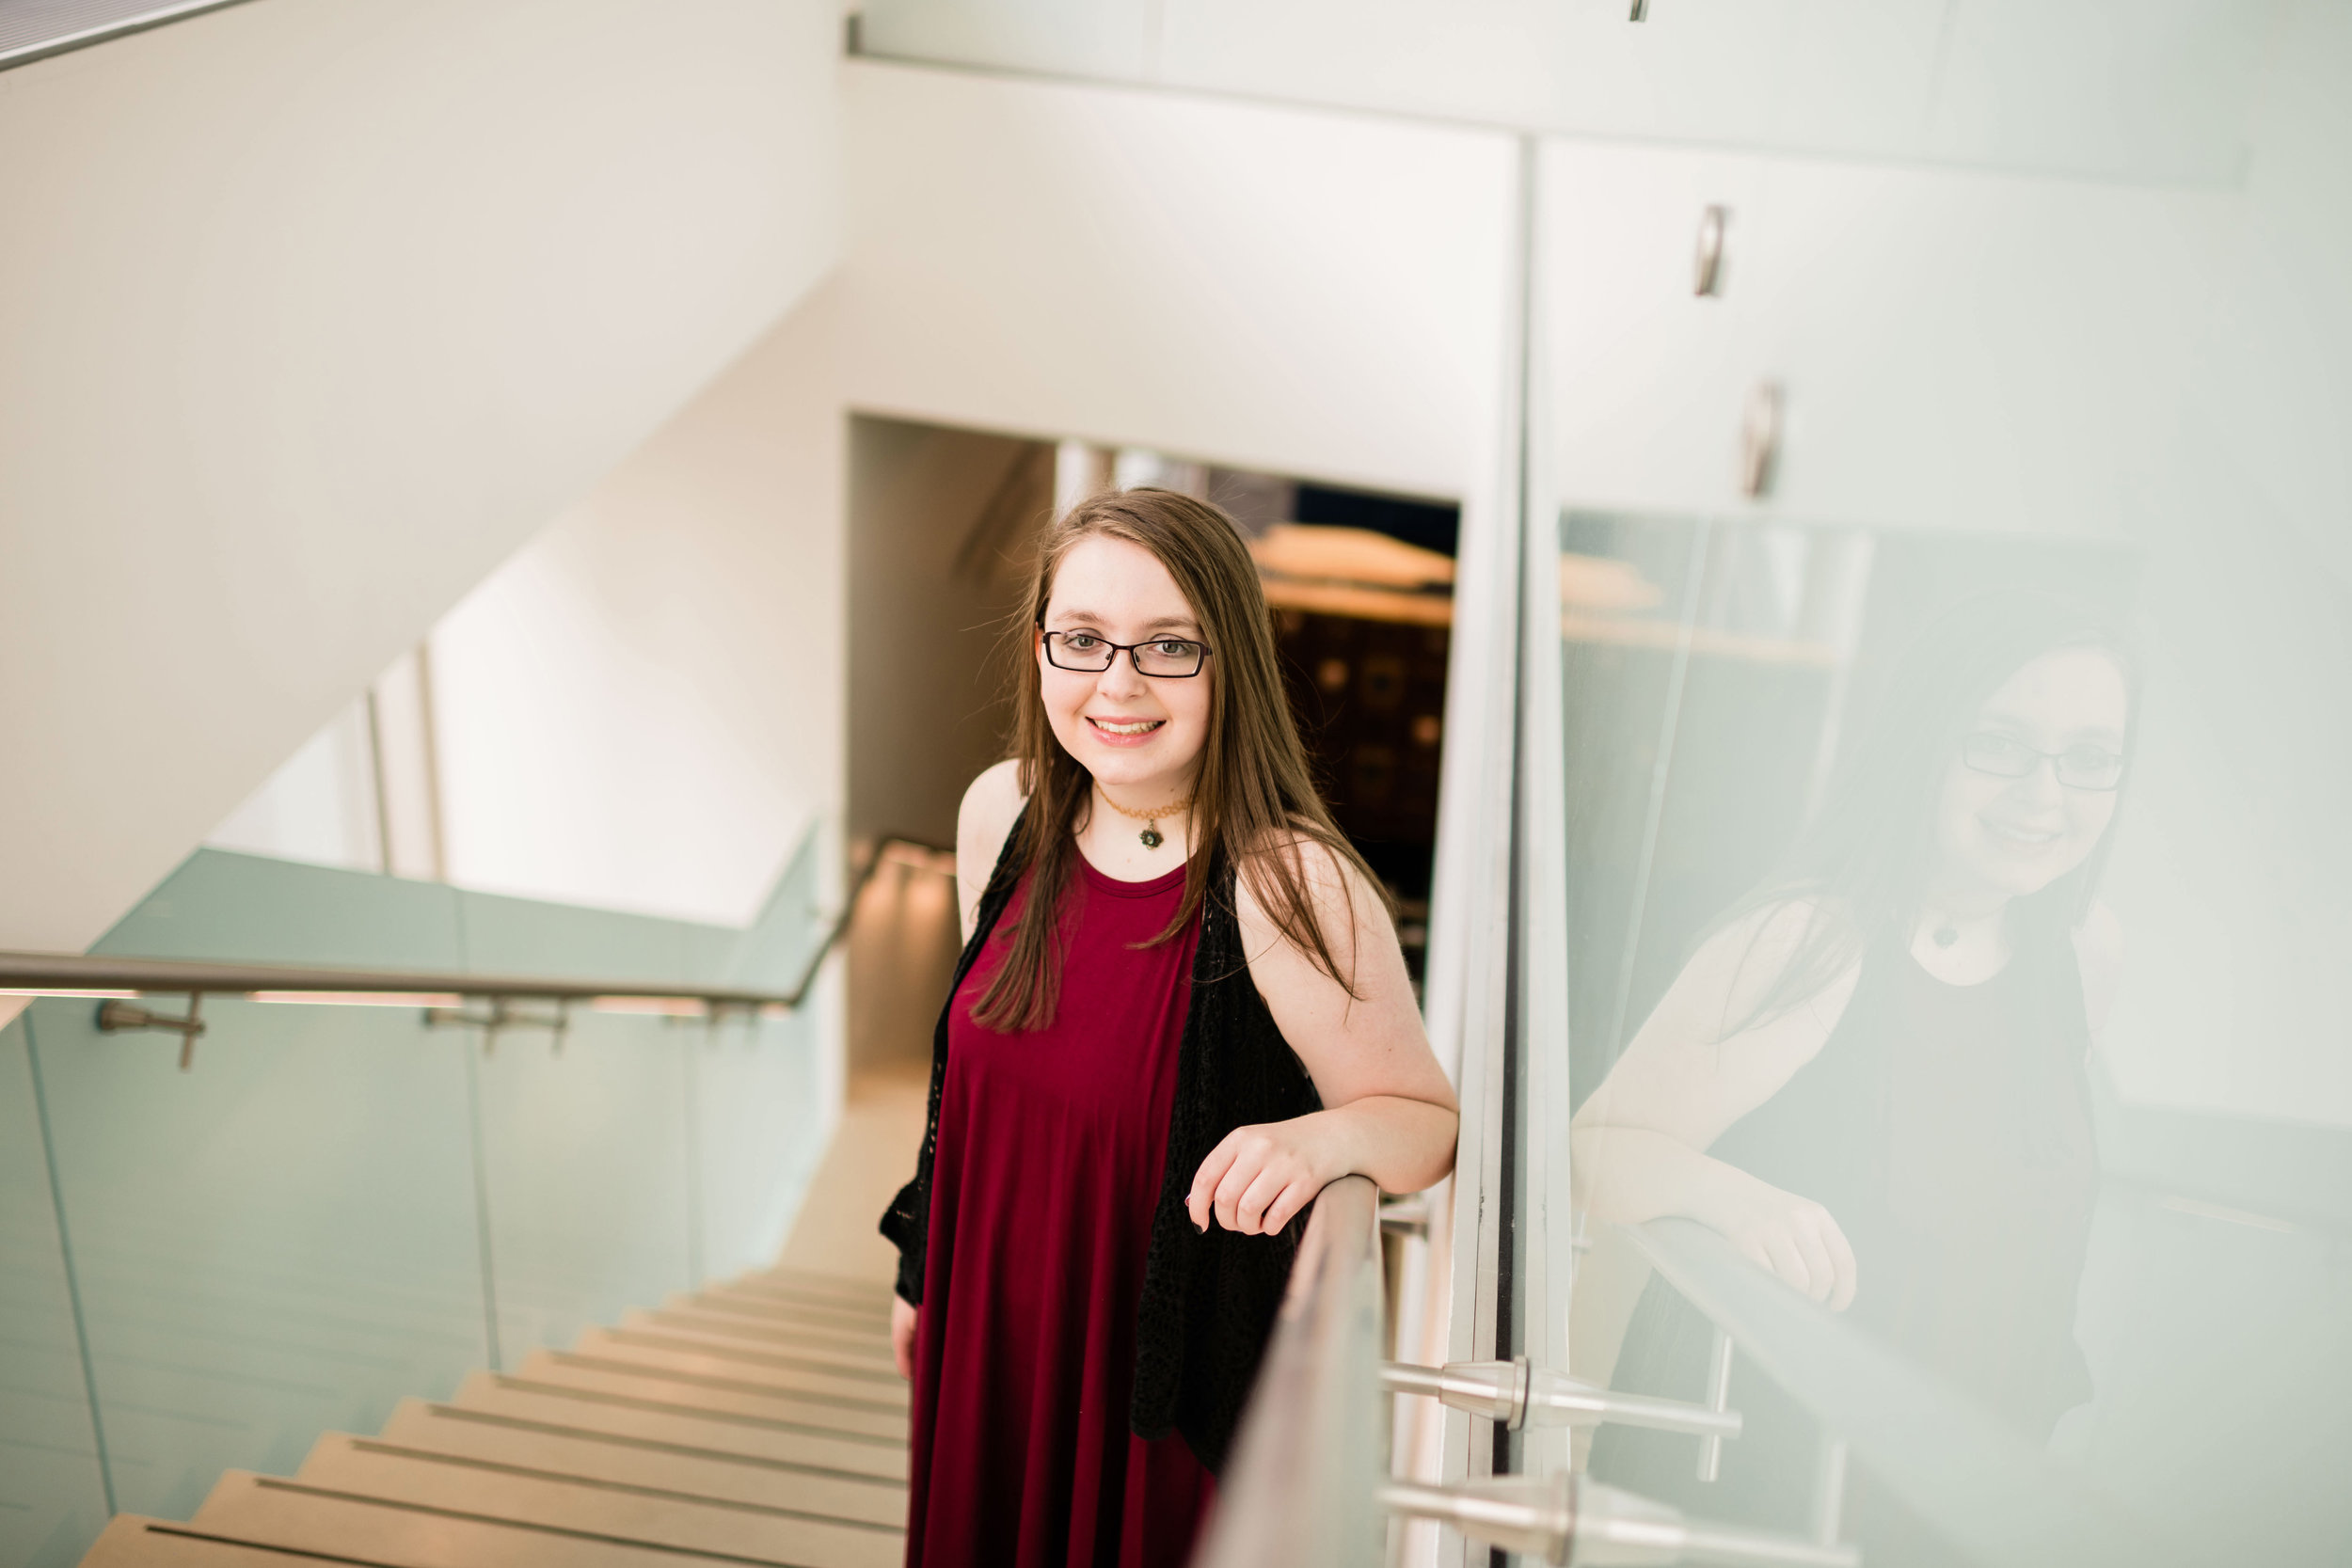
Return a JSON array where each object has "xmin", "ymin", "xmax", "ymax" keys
[{"xmin": 0, "ymin": 0, "xmax": 842, "ymax": 955}]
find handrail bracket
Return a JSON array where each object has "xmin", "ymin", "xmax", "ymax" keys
[{"xmin": 95, "ymin": 993, "xmax": 207, "ymax": 1070}]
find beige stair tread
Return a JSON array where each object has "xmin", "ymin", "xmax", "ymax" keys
[
  {"xmin": 80, "ymin": 1515, "xmax": 355, "ymax": 1566},
  {"xmin": 543, "ymin": 1342, "xmax": 908, "ymax": 1420},
  {"xmin": 378, "ymin": 1401, "xmax": 905, "ymax": 1525},
  {"xmin": 673, "ymin": 1299, "xmax": 892, "ymax": 1347},
  {"xmin": 189, "ymin": 1471, "xmax": 707, "ymax": 1568},
  {"xmin": 677, "ymin": 1288, "xmax": 891, "ymax": 1333},
  {"xmin": 515, "ymin": 1350, "xmax": 909, "ymax": 1439},
  {"xmin": 688, "ymin": 1286, "xmax": 888, "ymax": 1333},
  {"xmin": 574, "ymin": 1328, "xmax": 910, "ymax": 1405},
  {"xmin": 738, "ymin": 1266, "xmax": 894, "ymax": 1304},
  {"xmin": 724, "ymin": 1275, "xmax": 894, "ymax": 1314},
  {"xmin": 444, "ymin": 1373, "xmax": 907, "ymax": 1480},
  {"xmin": 628, "ymin": 1308, "xmax": 899, "ymax": 1368},
  {"xmin": 285, "ymin": 1434, "xmax": 899, "ymax": 1567}
]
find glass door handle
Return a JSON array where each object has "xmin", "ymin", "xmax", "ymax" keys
[{"xmin": 1380, "ymin": 1355, "xmax": 1743, "ymax": 1438}]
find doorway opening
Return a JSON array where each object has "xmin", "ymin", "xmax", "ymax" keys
[{"xmin": 842, "ymin": 417, "xmax": 1461, "ymax": 1086}]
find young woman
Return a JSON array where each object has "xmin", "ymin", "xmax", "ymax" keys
[
  {"xmin": 880, "ymin": 488, "xmax": 1458, "ymax": 1568},
  {"xmin": 1573, "ymin": 590, "xmax": 2135, "ymax": 1543}
]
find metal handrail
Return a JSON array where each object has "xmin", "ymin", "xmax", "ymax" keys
[
  {"xmin": 0, "ymin": 832, "xmax": 953, "ymax": 1018},
  {"xmin": 1191, "ymin": 1174, "xmax": 1386, "ymax": 1568},
  {"xmin": 0, "ymin": 1, "xmax": 261, "ymax": 73}
]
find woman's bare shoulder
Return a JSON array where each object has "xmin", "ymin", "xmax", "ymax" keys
[
  {"xmin": 1703, "ymin": 895, "xmax": 1842, "ymax": 965},
  {"xmin": 957, "ymin": 760, "xmax": 1027, "ymax": 879},
  {"xmin": 961, "ymin": 758, "xmax": 1025, "ymax": 817},
  {"xmin": 1232, "ymin": 822, "xmax": 1368, "ymax": 916},
  {"xmin": 1669, "ymin": 895, "xmax": 1855, "ymax": 1037},
  {"xmin": 1577, "ymin": 895, "xmax": 1854, "ymax": 1130}
]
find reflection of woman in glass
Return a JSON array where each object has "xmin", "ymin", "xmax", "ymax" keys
[{"xmin": 1575, "ymin": 591, "xmax": 2133, "ymax": 1528}]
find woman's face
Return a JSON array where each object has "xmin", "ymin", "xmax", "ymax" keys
[
  {"xmin": 1930, "ymin": 644, "xmax": 2130, "ymax": 905},
  {"xmin": 1037, "ymin": 535, "xmax": 1214, "ymax": 800}
]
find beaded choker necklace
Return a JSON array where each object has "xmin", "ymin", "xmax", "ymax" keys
[{"xmin": 1096, "ymin": 785, "xmax": 1192, "ymax": 849}]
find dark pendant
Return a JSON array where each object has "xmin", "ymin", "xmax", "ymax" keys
[{"xmin": 1139, "ymin": 825, "xmax": 1164, "ymax": 849}]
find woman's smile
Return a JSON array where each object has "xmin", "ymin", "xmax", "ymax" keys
[
  {"xmin": 1979, "ymin": 816, "xmax": 2063, "ymax": 847},
  {"xmin": 1087, "ymin": 716, "xmax": 1167, "ymax": 743}
]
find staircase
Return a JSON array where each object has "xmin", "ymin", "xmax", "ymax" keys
[{"xmin": 79, "ymin": 1265, "xmax": 909, "ymax": 1567}]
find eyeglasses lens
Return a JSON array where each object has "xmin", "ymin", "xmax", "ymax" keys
[
  {"xmin": 1961, "ymin": 734, "xmax": 2122, "ymax": 790},
  {"xmin": 1047, "ymin": 636, "xmax": 1114, "ymax": 672},
  {"xmin": 2056, "ymin": 747, "xmax": 2124, "ymax": 789},
  {"xmin": 1136, "ymin": 641, "xmax": 1204, "ymax": 676}
]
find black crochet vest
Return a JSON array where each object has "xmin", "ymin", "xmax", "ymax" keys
[{"xmin": 878, "ymin": 818, "xmax": 1323, "ymax": 1474}]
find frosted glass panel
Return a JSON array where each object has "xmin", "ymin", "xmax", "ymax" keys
[
  {"xmin": 473, "ymin": 1012, "xmax": 693, "ymax": 1360},
  {"xmin": 695, "ymin": 1007, "xmax": 828, "ymax": 1284},
  {"xmin": 695, "ymin": 838, "xmax": 830, "ymax": 1284},
  {"xmin": 16, "ymin": 840, "xmax": 829, "ymax": 1558},
  {"xmin": 25, "ymin": 997, "xmax": 489, "ymax": 1520},
  {"xmin": 1548, "ymin": 508, "xmax": 2352, "ymax": 1561},
  {"xmin": 0, "ymin": 1017, "xmax": 109, "ymax": 1568}
]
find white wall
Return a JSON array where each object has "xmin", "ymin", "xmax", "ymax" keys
[
  {"xmin": 386, "ymin": 62, "xmax": 1527, "ymax": 929},
  {"xmin": 837, "ymin": 60, "xmax": 1520, "ymax": 502},
  {"xmin": 206, "ymin": 697, "xmax": 383, "ymax": 874},
  {"xmin": 428, "ymin": 290, "xmax": 850, "ymax": 927},
  {"xmin": 171, "ymin": 59, "xmax": 1526, "ymax": 940},
  {"xmin": 0, "ymin": 0, "xmax": 840, "ymax": 952}
]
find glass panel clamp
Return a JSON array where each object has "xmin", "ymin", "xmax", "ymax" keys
[{"xmin": 1381, "ymin": 1354, "xmax": 1743, "ymax": 1438}]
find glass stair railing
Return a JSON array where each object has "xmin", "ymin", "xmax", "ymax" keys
[{"xmin": 0, "ymin": 832, "xmax": 948, "ymax": 1567}]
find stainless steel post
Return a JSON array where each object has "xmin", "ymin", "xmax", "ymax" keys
[
  {"xmin": 1698, "ymin": 1327, "xmax": 1736, "ymax": 1481},
  {"xmin": 1377, "ymin": 1471, "xmax": 1861, "ymax": 1567}
]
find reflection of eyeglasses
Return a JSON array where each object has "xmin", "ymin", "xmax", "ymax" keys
[
  {"xmin": 1041, "ymin": 631, "xmax": 1213, "ymax": 678},
  {"xmin": 1961, "ymin": 733, "xmax": 2124, "ymax": 791}
]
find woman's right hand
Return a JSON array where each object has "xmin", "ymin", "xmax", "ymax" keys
[
  {"xmin": 891, "ymin": 1295, "xmax": 918, "ymax": 1380},
  {"xmin": 1705, "ymin": 1171, "xmax": 1858, "ymax": 1311}
]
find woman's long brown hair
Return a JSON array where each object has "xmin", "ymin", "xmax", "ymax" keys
[{"xmin": 971, "ymin": 487, "xmax": 1391, "ymax": 1033}]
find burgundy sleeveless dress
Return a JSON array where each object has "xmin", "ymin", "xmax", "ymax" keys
[{"xmin": 904, "ymin": 856, "xmax": 1217, "ymax": 1568}]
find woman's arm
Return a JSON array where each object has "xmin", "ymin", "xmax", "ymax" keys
[
  {"xmin": 1186, "ymin": 837, "xmax": 1458, "ymax": 1237},
  {"xmin": 1569, "ymin": 901, "xmax": 1864, "ymax": 1307}
]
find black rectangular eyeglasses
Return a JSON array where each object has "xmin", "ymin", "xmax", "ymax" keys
[
  {"xmin": 1961, "ymin": 732, "xmax": 2125, "ymax": 791},
  {"xmin": 1041, "ymin": 630, "xmax": 1212, "ymax": 678}
]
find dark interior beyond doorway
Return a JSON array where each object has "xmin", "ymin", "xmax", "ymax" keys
[{"xmin": 1253, "ymin": 483, "xmax": 1460, "ymax": 990}]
